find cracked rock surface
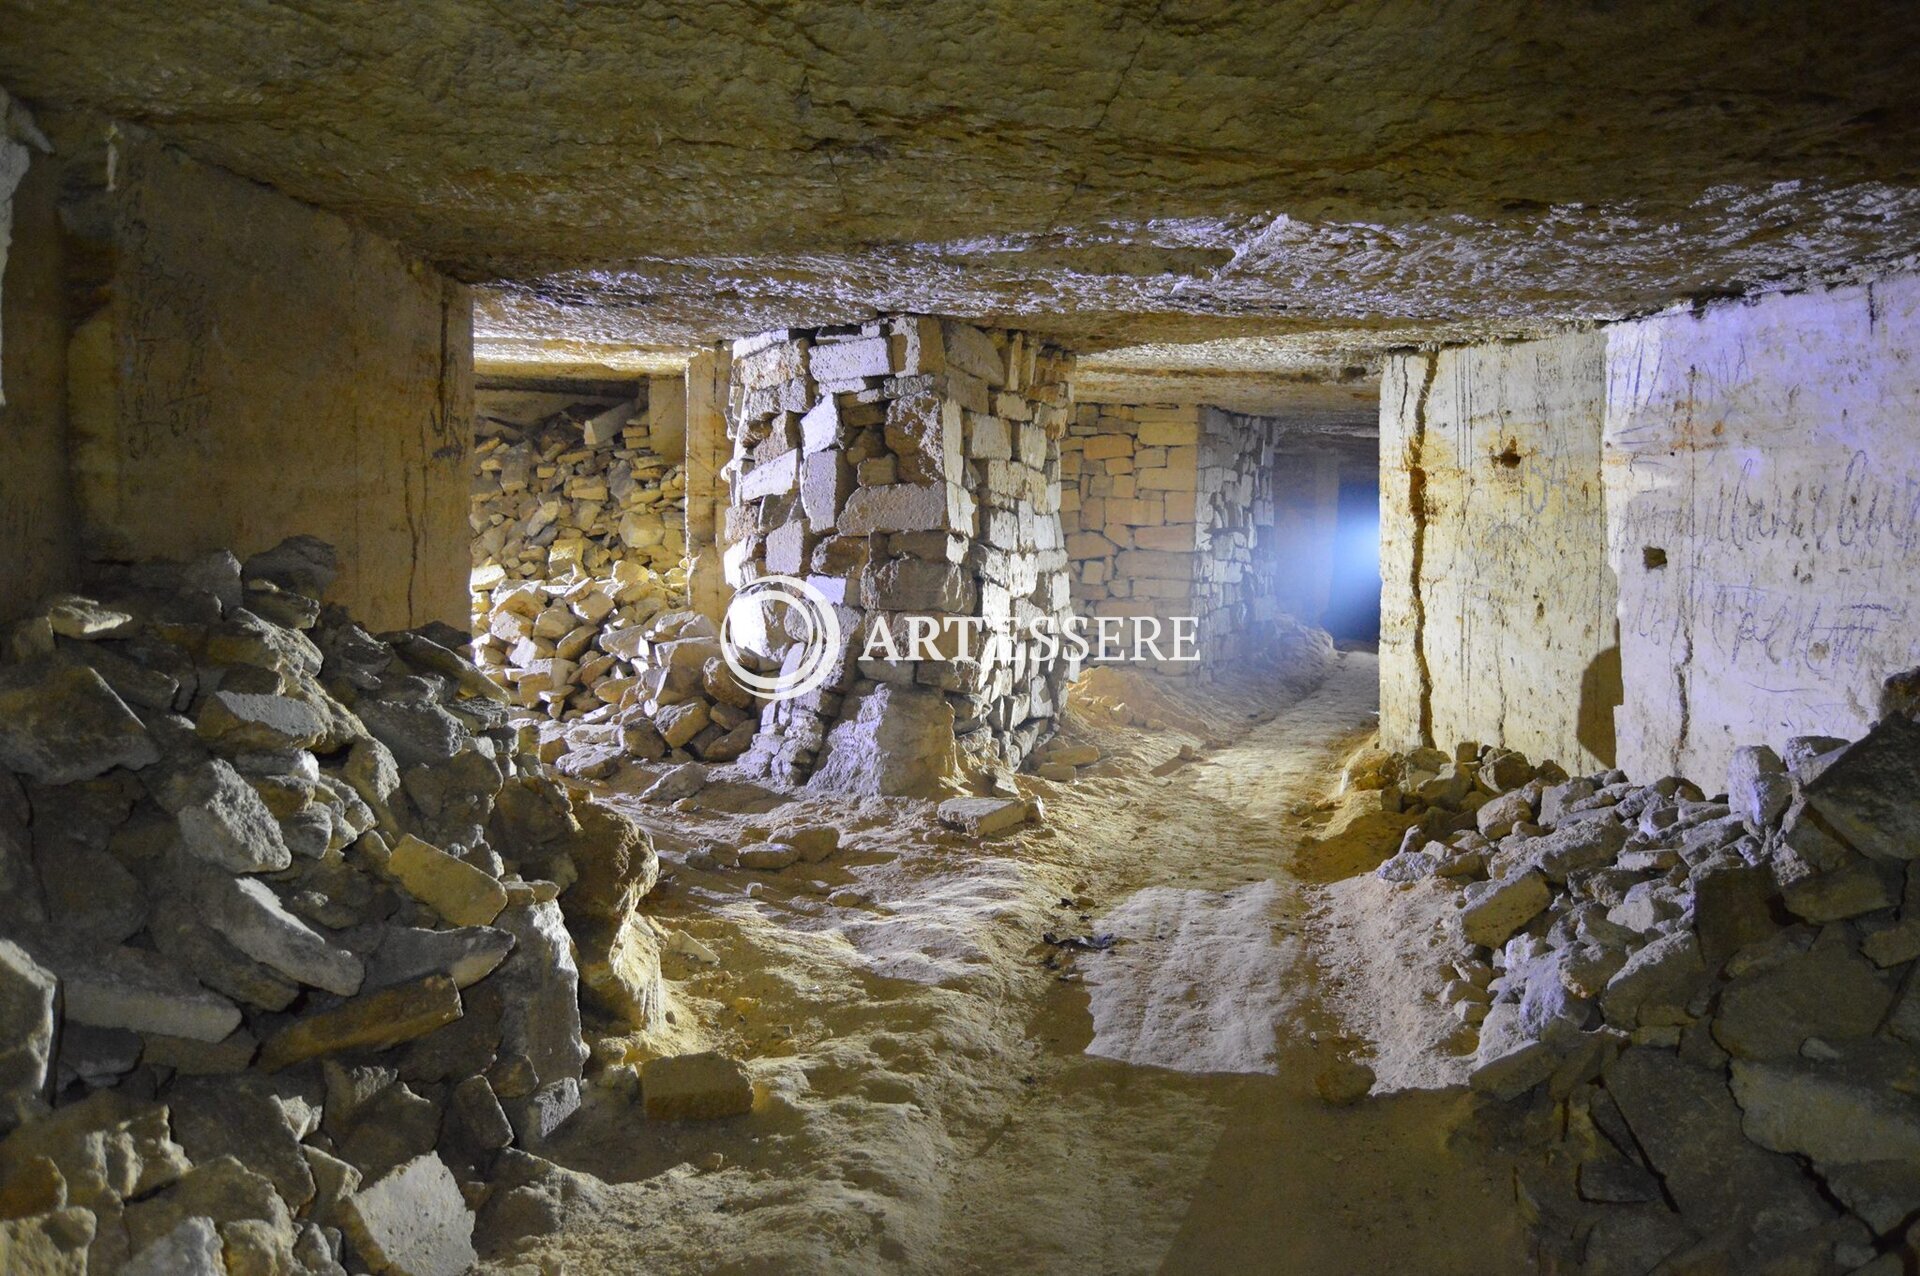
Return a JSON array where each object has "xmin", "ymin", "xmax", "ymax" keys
[{"xmin": 3, "ymin": 1, "xmax": 1919, "ymax": 386}]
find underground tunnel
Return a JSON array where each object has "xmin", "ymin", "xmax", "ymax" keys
[{"xmin": 3, "ymin": 5, "xmax": 1920, "ymax": 1274}]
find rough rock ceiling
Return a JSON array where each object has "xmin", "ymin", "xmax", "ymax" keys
[{"xmin": 5, "ymin": 0, "xmax": 1920, "ymax": 406}]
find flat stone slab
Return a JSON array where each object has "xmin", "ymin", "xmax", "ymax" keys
[
  {"xmin": 936, "ymin": 796, "xmax": 1030, "ymax": 837},
  {"xmin": 0, "ymin": 661, "xmax": 159, "ymax": 785},
  {"xmin": 259, "ymin": 975, "xmax": 461, "ymax": 1072},
  {"xmin": 341, "ymin": 1154, "xmax": 476, "ymax": 1276},
  {"xmin": 386, "ymin": 834, "xmax": 506, "ymax": 927},
  {"xmin": 642, "ymin": 1051, "xmax": 754, "ymax": 1120},
  {"xmin": 23, "ymin": 938, "xmax": 240, "ymax": 1043}
]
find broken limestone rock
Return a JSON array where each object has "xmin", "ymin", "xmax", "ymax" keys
[
  {"xmin": 195, "ymin": 872, "xmax": 365, "ymax": 996},
  {"xmin": 24, "ymin": 939, "xmax": 241, "ymax": 1043},
  {"xmin": 493, "ymin": 902, "xmax": 588, "ymax": 1088},
  {"xmin": 936, "ymin": 795, "xmax": 1031, "ymax": 837},
  {"xmin": 158, "ymin": 758, "xmax": 294, "ymax": 874},
  {"xmin": 1458, "ymin": 870, "xmax": 1550, "ymax": 948},
  {"xmin": 1605, "ymin": 1047, "xmax": 1833, "ymax": 1245},
  {"xmin": 1802, "ymin": 716, "xmax": 1920, "ymax": 861},
  {"xmin": 122, "ymin": 1215, "xmax": 225, "ymax": 1276},
  {"xmin": 0, "ymin": 939, "xmax": 56, "ymax": 1133},
  {"xmin": 641, "ymin": 1051, "xmax": 754, "ymax": 1120},
  {"xmin": 0, "ymin": 1208, "xmax": 96, "ymax": 1275},
  {"xmin": 1730, "ymin": 1039, "xmax": 1920, "ymax": 1167},
  {"xmin": 340, "ymin": 1154, "xmax": 476, "ymax": 1276},
  {"xmin": 365, "ymin": 926, "xmax": 515, "ymax": 991},
  {"xmin": 809, "ymin": 684, "xmax": 961, "ymax": 798},
  {"xmin": 1313, "ymin": 1058, "xmax": 1375, "ymax": 1105},
  {"xmin": 385, "ymin": 833, "xmax": 507, "ymax": 927},
  {"xmin": 1712, "ymin": 944, "xmax": 1894, "ymax": 1060},
  {"xmin": 259, "ymin": 975, "xmax": 463, "ymax": 1072},
  {"xmin": 0, "ymin": 661, "xmax": 159, "ymax": 785},
  {"xmin": 164, "ymin": 1074, "xmax": 320, "ymax": 1211}
]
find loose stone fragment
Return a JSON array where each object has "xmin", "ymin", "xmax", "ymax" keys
[
  {"xmin": 0, "ymin": 1208, "xmax": 96, "ymax": 1275},
  {"xmin": 197, "ymin": 873, "xmax": 365, "ymax": 995},
  {"xmin": 1730, "ymin": 1040, "xmax": 1920, "ymax": 1166},
  {"xmin": 341, "ymin": 1154, "xmax": 477, "ymax": 1276},
  {"xmin": 1803, "ymin": 717, "xmax": 1920, "ymax": 860},
  {"xmin": 734, "ymin": 841, "xmax": 801, "ymax": 869},
  {"xmin": 493, "ymin": 902, "xmax": 587, "ymax": 1087},
  {"xmin": 936, "ymin": 796, "xmax": 1031, "ymax": 837},
  {"xmin": 159, "ymin": 758, "xmax": 294, "ymax": 873},
  {"xmin": 1713, "ymin": 945, "xmax": 1893, "ymax": 1060},
  {"xmin": 165, "ymin": 1074, "xmax": 320, "ymax": 1209},
  {"xmin": 386, "ymin": 833, "xmax": 507, "ymax": 927},
  {"xmin": 0, "ymin": 939, "xmax": 57, "ymax": 1133},
  {"xmin": 259, "ymin": 975, "xmax": 462, "ymax": 1072},
  {"xmin": 642, "ymin": 1051, "xmax": 754, "ymax": 1120},
  {"xmin": 1600, "ymin": 932, "xmax": 1705, "ymax": 1028},
  {"xmin": 0, "ymin": 661, "xmax": 159, "ymax": 785},
  {"xmin": 365, "ymin": 926, "xmax": 515, "ymax": 990},
  {"xmin": 1313, "ymin": 1058, "xmax": 1375, "ymax": 1105},
  {"xmin": 1458, "ymin": 870, "xmax": 1550, "ymax": 948},
  {"xmin": 122, "ymin": 1215, "xmax": 226, "ymax": 1276},
  {"xmin": 447, "ymin": 1075, "xmax": 514, "ymax": 1153},
  {"xmin": 25, "ymin": 940, "xmax": 241, "ymax": 1042},
  {"xmin": 1605, "ymin": 1047, "xmax": 1832, "ymax": 1240},
  {"xmin": 0, "ymin": 1088, "xmax": 191, "ymax": 1206},
  {"xmin": 1780, "ymin": 857, "xmax": 1896, "ymax": 923}
]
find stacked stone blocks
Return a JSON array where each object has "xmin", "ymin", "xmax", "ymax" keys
[{"xmin": 722, "ymin": 317, "xmax": 1076, "ymax": 789}]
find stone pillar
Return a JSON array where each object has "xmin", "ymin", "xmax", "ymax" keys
[
  {"xmin": 683, "ymin": 347, "xmax": 731, "ymax": 626},
  {"xmin": 720, "ymin": 317, "xmax": 1075, "ymax": 794},
  {"xmin": 1378, "ymin": 334, "xmax": 1616, "ymax": 770}
]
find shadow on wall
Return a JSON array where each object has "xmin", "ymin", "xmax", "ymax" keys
[
  {"xmin": 1325, "ymin": 476, "xmax": 1381, "ymax": 641},
  {"xmin": 1578, "ymin": 640, "xmax": 1622, "ymax": 768}
]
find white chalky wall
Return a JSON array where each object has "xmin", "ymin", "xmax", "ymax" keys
[
  {"xmin": 1605, "ymin": 275, "xmax": 1920, "ymax": 782},
  {"xmin": 1382, "ymin": 273, "xmax": 1920, "ymax": 784},
  {"xmin": 1380, "ymin": 333, "xmax": 1620, "ymax": 773}
]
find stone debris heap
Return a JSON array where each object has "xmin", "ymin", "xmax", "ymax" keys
[
  {"xmin": 481, "ymin": 598, "xmax": 764, "ymax": 783},
  {"xmin": 0, "ymin": 537, "xmax": 666, "ymax": 1276},
  {"xmin": 469, "ymin": 398, "xmax": 698, "ymax": 732},
  {"xmin": 1355, "ymin": 715, "xmax": 1920, "ymax": 1273}
]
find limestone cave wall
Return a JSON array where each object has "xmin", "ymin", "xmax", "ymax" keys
[
  {"xmin": 1382, "ymin": 273, "xmax": 1920, "ymax": 783},
  {"xmin": 1605, "ymin": 274, "xmax": 1920, "ymax": 783},
  {"xmin": 1065, "ymin": 401, "xmax": 1345, "ymax": 675},
  {"xmin": 0, "ymin": 92, "xmax": 77, "ymax": 625},
  {"xmin": 56, "ymin": 123, "xmax": 473, "ymax": 632},
  {"xmin": 1380, "ymin": 332, "xmax": 1619, "ymax": 773},
  {"xmin": 721, "ymin": 317, "xmax": 1076, "ymax": 790},
  {"xmin": 1062, "ymin": 403, "xmax": 1206, "ymax": 673}
]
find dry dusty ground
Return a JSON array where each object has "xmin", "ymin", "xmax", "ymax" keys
[{"xmin": 485, "ymin": 653, "xmax": 1532, "ymax": 1275}]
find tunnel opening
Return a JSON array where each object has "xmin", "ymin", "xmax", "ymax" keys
[{"xmin": 1325, "ymin": 472, "xmax": 1382, "ymax": 644}]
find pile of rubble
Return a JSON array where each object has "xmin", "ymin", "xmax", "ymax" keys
[
  {"xmin": 470, "ymin": 398, "xmax": 710, "ymax": 758},
  {"xmin": 0, "ymin": 537, "xmax": 670, "ymax": 1275},
  {"xmin": 478, "ymin": 593, "xmax": 764, "ymax": 781},
  {"xmin": 1355, "ymin": 717, "xmax": 1920, "ymax": 1273},
  {"xmin": 469, "ymin": 398, "xmax": 686, "ymax": 601}
]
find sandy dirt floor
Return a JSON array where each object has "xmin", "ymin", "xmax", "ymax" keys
[{"xmin": 486, "ymin": 653, "xmax": 1533, "ymax": 1275}]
